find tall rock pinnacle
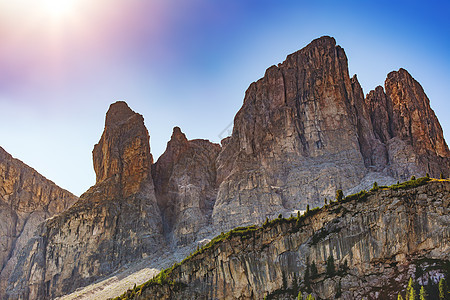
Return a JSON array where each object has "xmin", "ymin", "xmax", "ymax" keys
[
  {"xmin": 6, "ymin": 101, "xmax": 164, "ymax": 299},
  {"xmin": 93, "ymin": 101, "xmax": 154, "ymax": 198}
]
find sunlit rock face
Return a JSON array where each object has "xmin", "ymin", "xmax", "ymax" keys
[
  {"xmin": 5, "ymin": 102, "xmax": 165, "ymax": 299},
  {"xmin": 0, "ymin": 147, "xmax": 77, "ymax": 297},
  {"xmin": 4, "ymin": 36, "xmax": 450, "ymax": 299},
  {"xmin": 212, "ymin": 36, "xmax": 449, "ymax": 234},
  {"xmin": 366, "ymin": 68, "xmax": 450, "ymax": 180}
]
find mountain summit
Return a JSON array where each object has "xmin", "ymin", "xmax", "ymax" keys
[{"xmin": 2, "ymin": 36, "xmax": 449, "ymax": 299}]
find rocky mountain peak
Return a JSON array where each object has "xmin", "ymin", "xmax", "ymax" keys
[
  {"xmin": 93, "ymin": 101, "xmax": 153, "ymax": 197},
  {"xmin": 385, "ymin": 68, "xmax": 449, "ymax": 157},
  {"xmin": 104, "ymin": 101, "xmax": 136, "ymax": 127}
]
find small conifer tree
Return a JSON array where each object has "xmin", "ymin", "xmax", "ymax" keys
[
  {"xmin": 336, "ymin": 190, "xmax": 344, "ymax": 202},
  {"xmin": 419, "ymin": 285, "xmax": 427, "ymax": 300},
  {"xmin": 440, "ymin": 173, "xmax": 444, "ymax": 179},
  {"xmin": 282, "ymin": 271, "xmax": 287, "ymax": 290},
  {"xmin": 425, "ymin": 173, "xmax": 430, "ymax": 179},
  {"xmin": 438, "ymin": 278, "xmax": 446, "ymax": 300},
  {"xmin": 311, "ymin": 261, "xmax": 318, "ymax": 278},
  {"xmin": 292, "ymin": 273, "xmax": 299, "ymax": 294},
  {"xmin": 306, "ymin": 204, "xmax": 310, "ymax": 213},
  {"xmin": 326, "ymin": 255, "xmax": 335, "ymax": 276},
  {"xmin": 372, "ymin": 181, "xmax": 379, "ymax": 191},
  {"xmin": 304, "ymin": 263, "xmax": 311, "ymax": 292},
  {"xmin": 411, "ymin": 175, "xmax": 416, "ymax": 181}
]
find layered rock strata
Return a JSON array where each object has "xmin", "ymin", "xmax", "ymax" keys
[
  {"xmin": 128, "ymin": 180, "xmax": 450, "ymax": 300},
  {"xmin": 5, "ymin": 102, "xmax": 165, "ymax": 299}
]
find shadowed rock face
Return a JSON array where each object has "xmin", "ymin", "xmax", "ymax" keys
[
  {"xmin": 5, "ymin": 102, "xmax": 165, "ymax": 299},
  {"xmin": 0, "ymin": 147, "xmax": 77, "ymax": 297},
  {"xmin": 152, "ymin": 127, "xmax": 221, "ymax": 246}
]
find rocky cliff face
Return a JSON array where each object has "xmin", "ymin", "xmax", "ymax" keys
[
  {"xmin": 152, "ymin": 127, "xmax": 221, "ymax": 246},
  {"xmin": 4, "ymin": 102, "xmax": 165, "ymax": 299},
  {"xmin": 128, "ymin": 180, "xmax": 450, "ymax": 300},
  {"xmin": 0, "ymin": 147, "xmax": 77, "ymax": 297},
  {"xmin": 4, "ymin": 36, "xmax": 450, "ymax": 299},
  {"xmin": 211, "ymin": 36, "xmax": 449, "ymax": 234},
  {"xmin": 366, "ymin": 69, "xmax": 450, "ymax": 179}
]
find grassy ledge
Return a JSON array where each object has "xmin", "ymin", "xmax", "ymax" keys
[{"xmin": 113, "ymin": 176, "xmax": 442, "ymax": 299}]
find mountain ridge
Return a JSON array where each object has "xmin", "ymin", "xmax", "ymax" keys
[{"xmin": 1, "ymin": 36, "xmax": 449, "ymax": 299}]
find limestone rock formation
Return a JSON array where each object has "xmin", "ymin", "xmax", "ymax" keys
[
  {"xmin": 4, "ymin": 36, "xmax": 450, "ymax": 299},
  {"xmin": 212, "ymin": 36, "xmax": 449, "ymax": 233},
  {"xmin": 213, "ymin": 36, "xmax": 370, "ymax": 232},
  {"xmin": 126, "ymin": 180, "xmax": 450, "ymax": 300},
  {"xmin": 0, "ymin": 147, "xmax": 77, "ymax": 296},
  {"xmin": 152, "ymin": 127, "xmax": 221, "ymax": 246},
  {"xmin": 5, "ymin": 102, "xmax": 165, "ymax": 299},
  {"xmin": 366, "ymin": 68, "xmax": 450, "ymax": 179}
]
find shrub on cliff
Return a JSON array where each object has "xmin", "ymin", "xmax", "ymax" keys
[{"xmin": 326, "ymin": 255, "xmax": 335, "ymax": 277}]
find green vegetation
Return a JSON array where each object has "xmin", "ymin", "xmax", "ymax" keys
[
  {"xmin": 439, "ymin": 278, "xmax": 447, "ymax": 300},
  {"xmin": 326, "ymin": 255, "xmax": 335, "ymax": 277},
  {"xmin": 335, "ymin": 189, "xmax": 343, "ymax": 202},
  {"xmin": 420, "ymin": 286, "xmax": 427, "ymax": 300},
  {"xmin": 114, "ymin": 176, "xmax": 442, "ymax": 299},
  {"xmin": 396, "ymin": 274, "xmax": 450, "ymax": 300},
  {"xmin": 310, "ymin": 261, "xmax": 318, "ymax": 278},
  {"xmin": 371, "ymin": 181, "xmax": 379, "ymax": 191}
]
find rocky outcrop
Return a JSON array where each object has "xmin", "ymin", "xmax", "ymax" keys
[
  {"xmin": 0, "ymin": 147, "xmax": 77, "ymax": 297},
  {"xmin": 213, "ymin": 37, "xmax": 370, "ymax": 232},
  {"xmin": 5, "ymin": 36, "xmax": 450, "ymax": 299},
  {"xmin": 366, "ymin": 69, "xmax": 450, "ymax": 179},
  {"xmin": 127, "ymin": 180, "xmax": 450, "ymax": 300},
  {"xmin": 152, "ymin": 127, "xmax": 221, "ymax": 246},
  {"xmin": 211, "ymin": 36, "xmax": 449, "ymax": 234},
  {"xmin": 5, "ymin": 102, "xmax": 165, "ymax": 299}
]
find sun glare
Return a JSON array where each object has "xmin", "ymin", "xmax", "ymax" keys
[{"xmin": 40, "ymin": 0, "xmax": 80, "ymax": 17}]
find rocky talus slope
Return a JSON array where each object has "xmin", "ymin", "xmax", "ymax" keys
[
  {"xmin": 0, "ymin": 147, "xmax": 77, "ymax": 297},
  {"xmin": 4, "ymin": 102, "xmax": 165, "ymax": 299},
  {"xmin": 119, "ymin": 179, "xmax": 450, "ymax": 300}
]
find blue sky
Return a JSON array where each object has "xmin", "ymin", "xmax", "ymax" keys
[{"xmin": 0, "ymin": 0, "xmax": 449, "ymax": 196}]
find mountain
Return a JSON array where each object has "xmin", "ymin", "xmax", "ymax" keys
[
  {"xmin": 212, "ymin": 36, "xmax": 449, "ymax": 234},
  {"xmin": 117, "ymin": 179, "xmax": 450, "ymax": 299},
  {"xmin": 2, "ymin": 36, "xmax": 449, "ymax": 299},
  {"xmin": 4, "ymin": 102, "xmax": 165, "ymax": 299},
  {"xmin": 0, "ymin": 147, "xmax": 77, "ymax": 297}
]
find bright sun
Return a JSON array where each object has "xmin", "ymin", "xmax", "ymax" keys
[{"xmin": 40, "ymin": 0, "xmax": 79, "ymax": 17}]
